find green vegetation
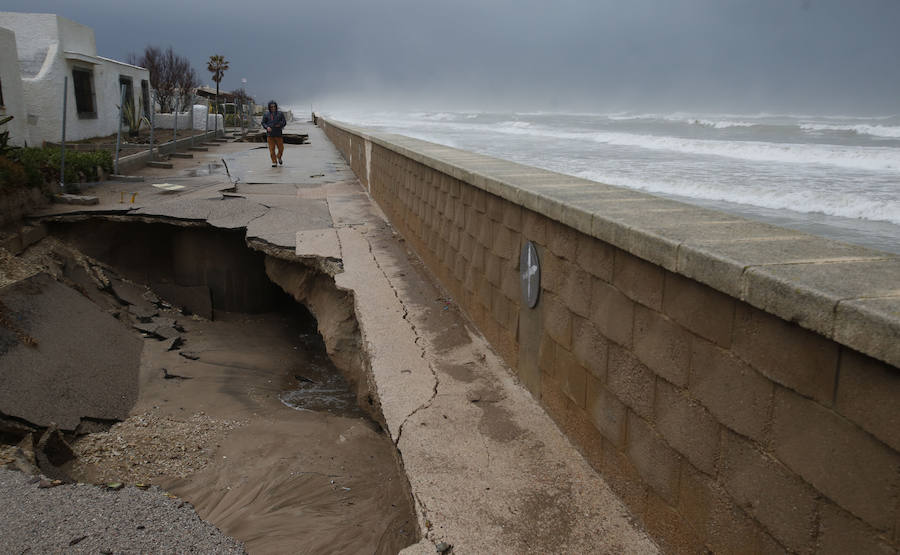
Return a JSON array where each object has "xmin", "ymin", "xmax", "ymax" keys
[{"xmin": 1, "ymin": 148, "xmax": 112, "ymax": 190}]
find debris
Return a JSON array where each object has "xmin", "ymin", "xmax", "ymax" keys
[
  {"xmin": 106, "ymin": 482, "xmax": 124, "ymax": 490},
  {"xmin": 38, "ymin": 479, "xmax": 63, "ymax": 488},
  {"xmin": 152, "ymin": 183, "xmax": 185, "ymax": 192},
  {"xmin": 179, "ymin": 351, "xmax": 200, "ymax": 361},
  {"xmin": 69, "ymin": 536, "xmax": 88, "ymax": 546},
  {"xmin": 162, "ymin": 369, "xmax": 193, "ymax": 381},
  {"xmin": 294, "ymin": 374, "xmax": 318, "ymax": 384},
  {"xmin": 435, "ymin": 542, "xmax": 452, "ymax": 553},
  {"xmin": 36, "ymin": 425, "xmax": 76, "ymax": 466}
]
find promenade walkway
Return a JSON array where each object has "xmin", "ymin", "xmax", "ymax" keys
[{"xmin": 31, "ymin": 120, "xmax": 658, "ymax": 553}]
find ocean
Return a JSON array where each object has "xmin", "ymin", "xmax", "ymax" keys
[{"xmin": 324, "ymin": 110, "xmax": 900, "ymax": 255}]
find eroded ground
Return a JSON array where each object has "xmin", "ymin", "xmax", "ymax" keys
[{"xmin": 1, "ymin": 237, "xmax": 416, "ymax": 554}]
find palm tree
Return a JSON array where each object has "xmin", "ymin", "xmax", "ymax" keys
[{"xmin": 207, "ymin": 54, "xmax": 229, "ymax": 134}]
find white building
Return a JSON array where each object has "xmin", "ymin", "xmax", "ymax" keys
[{"xmin": 0, "ymin": 12, "xmax": 150, "ymax": 146}]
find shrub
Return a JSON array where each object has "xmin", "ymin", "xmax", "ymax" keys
[
  {"xmin": 8, "ymin": 147, "xmax": 113, "ymax": 187},
  {"xmin": 0, "ymin": 155, "xmax": 27, "ymax": 190}
]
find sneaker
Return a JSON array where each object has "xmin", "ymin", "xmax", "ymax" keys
[
  {"xmin": 278, "ymin": 157, "xmax": 283, "ymax": 166},
  {"xmin": 271, "ymin": 163, "xmax": 277, "ymax": 167}
]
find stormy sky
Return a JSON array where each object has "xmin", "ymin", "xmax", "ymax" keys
[{"xmin": 4, "ymin": 0, "xmax": 900, "ymax": 114}]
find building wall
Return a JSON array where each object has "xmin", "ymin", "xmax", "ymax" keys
[
  {"xmin": 153, "ymin": 106, "xmax": 223, "ymax": 131},
  {"xmin": 0, "ymin": 12, "xmax": 148, "ymax": 144},
  {"xmin": 319, "ymin": 117, "xmax": 900, "ymax": 554},
  {"xmin": 0, "ymin": 27, "xmax": 29, "ymax": 146}
]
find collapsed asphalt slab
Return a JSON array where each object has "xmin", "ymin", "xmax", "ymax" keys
[{"xmin": 0, "ymin": 272, "xmax": 142, "ymax": 431}]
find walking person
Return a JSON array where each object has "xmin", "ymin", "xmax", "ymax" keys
[{"xmin": 262, "ymin": 100, "xmax": 287, "ymax": 167}]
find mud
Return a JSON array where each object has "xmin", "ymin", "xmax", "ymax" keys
[{"xmin": 1, "ymin": 223, "xmax": 418, "ymax": 554}]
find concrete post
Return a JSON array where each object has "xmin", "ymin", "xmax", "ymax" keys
[
  {"xmin": 114, "ymin": 83, "xmax": 126, "ymax": 175},
  {"xmin": 59, "ymin": 76, "xmax": 68, "ymax": 191},
  {"xmin": 173, "ymin": 97, "xmax": 178, "ymax": 146},
  {"xmin": 189, "ymin": 94, "xmax": 195, "ymax": 149},
  {"xmin": 149, "ymin": 90, "xmax": 155, "ymax": 161}
]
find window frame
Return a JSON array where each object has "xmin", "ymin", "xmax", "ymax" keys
[{"xmin": 72, "ymin": 66, "xmax": 97, "ymax": 119}]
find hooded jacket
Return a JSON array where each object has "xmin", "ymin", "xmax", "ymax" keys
[{"xmin": 261, "ymin": 101, "xmax": 287, "ymax": 137}]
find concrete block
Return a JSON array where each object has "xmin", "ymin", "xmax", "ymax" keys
[
  {"xmin": 541, "ymin": 376, "xmax": 604, "ymax": 469},
  {"xmin": 677, "ymin": 235, "xmax": 883, "ymax": 301},
  {"xmin": 835, "ymin": 349, "xmax": 900, "ymax": 452},
  {"xmin": 484, "ymin": 251, "xmax": 503, "ymax": 287},
  {"xmin": 721, "ymin": 431, "xmax": 817, "ymax": 552},
  {"xmin": 663, "ymin": 272, "xmax": 735, "ymax": 348},
  {"xmin": 613, "ymin": 249, "xmax": 664, "ymax": 311},
  {"xmin": 607, "ymin": 345, "xmax": 655, "ymax": 421},
  {"xmin": 835, "ymin": 296, "xmax": 900, "ymax": 370},
  {"xmin": 634, "ymin": 306, "xmax": 692, "ymax": 387},
  {"xmin": 547, "ymin": 220, "xmax": 578, "ymax": 261},
  {"xmin": 538, "ymin": 335, "xmax": 557, "ymax": 378},
  {"xmin": 522, "ymin": 209, "xmax": 548, "ymax": 245},
  {"xmin": 643, "ymin": 492, "xmax": 706, "ymax": 555},
  {"xmin": 540, "ymin": 250, "xmax": 565, "ymax": 295},
  {"xmin": 491, "ymin": 223, "xmax": 519, "ymax": 260},
  {"xmin": 818, "ymin": 502, "xmax": 896, "ymax": 555},
  {"xmin": 590, "ymin": 277, "xmax": 635, "ymax": 348},
  {"xmin": 486, "ymin": 193, "xmax": 505, "ymax": 222},
  {"xmin": 109, "ymin": 174, "xmax": 145, "ymax": 182},
  {"xmin": 681, "ymin": 463, "xmax": 788, "ymax": 554},
  {"xmin": 53, "ymin": 194, "xmax": 99, "ymax": 205},
  {"xmin": 561, "ymin": 354, "xmax": 588, "ymax": 409},
  {"xmin": 502, "ymin": 203, "xmax": 523, "ymax": 231},
  {"xmin": 473, "ymin": 188, "xmax": 487, "ymax": 213},
  {"xmin": 477, "ymin": 214, "xmax": 493, "ymax": 247},
  {"xmin": 587, "ymin": 375, "xmax": 626, "ymax": 446},
  {"xmin": 773, "ymin": 387, "xmax": 900, "ymax": 531},
  {"xmin": 560, "ymin": 263, "xmax": 592, "ymax": 319},
  {"xmin": 626, "ymin": 412, "xmax": 682, "ymax": 505},
  {"xmin": 655, "ymin": 379, "xmax": 720, "ymax": 476},
  {"xmin": 572, "ymin": 316, "xmax": 609, "ymax": 379},
  {"xmin": 601, "ymin": 439, "xmax": 649, "ymax": 517},
  {"xmin": 575, "ymin": 233, "xmax": 615, "ymax": 282},
  {"xmin": 732, "ymin": 303, "xmax": 839, "ymax": 405},
  {"xmin": 690, "ymin": 338, "xmax": 774, "ymax": 442},
  {"xmin": 542, "ymin": 293, "xmax": 573, "ymax": 349},
  {"xmin": 500, "ymin": 266, "xmax": 521, "ymax": 302},
  {"xmin": 742, "ymin": 258, "xmax": 900, "ymax": 344}
]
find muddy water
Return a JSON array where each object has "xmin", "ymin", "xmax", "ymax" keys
[{"xmin": 73, "ymin": 305, "xmax": 415, "ymax": 554}]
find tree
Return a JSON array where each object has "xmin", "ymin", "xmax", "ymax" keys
[
  {"xmin": 128, "ymin": 46, "xmax": 198, "ymax": 113},
  {"xmin": 230, "ymin": 88, "xmax": 253, "ymax": 105},
  {"xmin": 207, "ymin": 54, "xmax": 229, "ymax": 132}
]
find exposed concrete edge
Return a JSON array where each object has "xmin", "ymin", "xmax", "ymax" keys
[
  {"xmin": 116, "ymin": 130, "xmax": 224, "ymax": 174},
  {"xmin": 320, "ymin": 117, "xmax": 900, "ymax": 368}
]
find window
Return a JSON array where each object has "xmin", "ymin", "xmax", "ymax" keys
[
  {"xmin": 141, "ymin": 79, "xmax": 150, "ymax": 115},
  {"xmin": 118, "ymin": 75, "xmax": 133, "ymax": 123},
  {"xmin": 72, "ymin": 67, "xmax": 96, "ymax": 118}
]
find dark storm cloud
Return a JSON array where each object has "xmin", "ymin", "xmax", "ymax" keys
[{"xmin": 4, "ymin": 0, "xmax": 900, "ymax": 113}]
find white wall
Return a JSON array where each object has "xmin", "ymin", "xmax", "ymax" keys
[
  {"xmin": 56, "ymin": 15, "xmax": 95, "ymax": 56},
  {"xmin": 0, "ymin": 13, "xmax": 58, "ymax": 78},
  {"xmin": 0, "ymin": 27, "xmax": 29, "ymax": 146},
  {"xmin": 153, "ymin": 105, "xmax": 223, "ymax": 131},
  {"xmin": 0, "ymin": 12, "xmax": 149, "ymax": 145}
]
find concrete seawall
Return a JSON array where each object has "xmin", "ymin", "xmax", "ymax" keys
[{"xmin": 319, "ymin": 116, "xmax": 900, "ymax": 553}]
